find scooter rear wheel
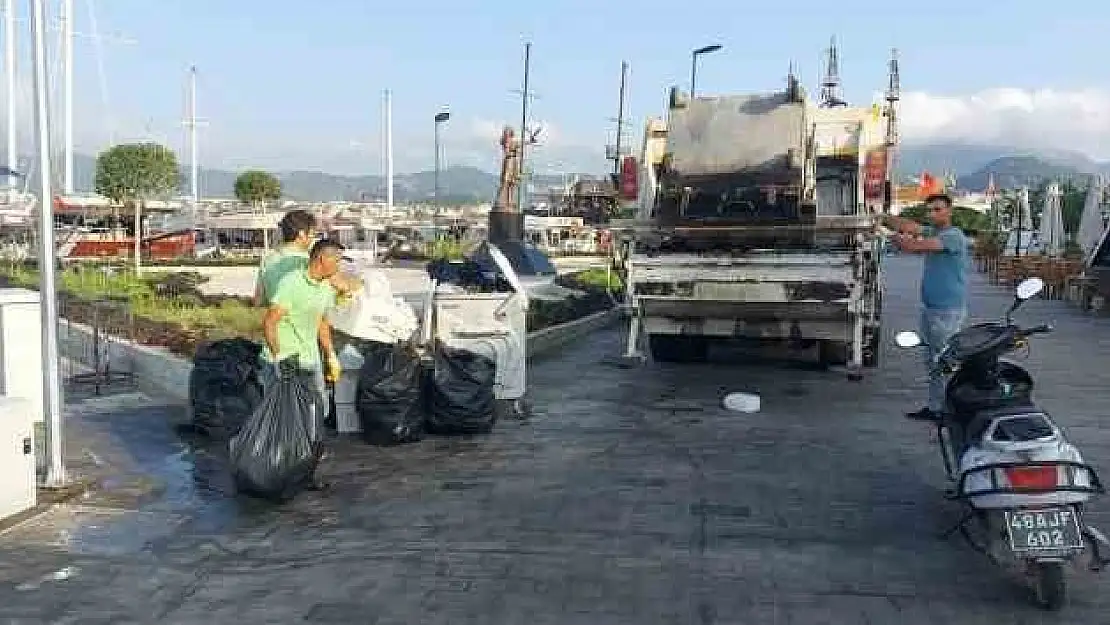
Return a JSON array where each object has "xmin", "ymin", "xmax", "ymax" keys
[{"xmin": 1032, "ymin": 561, "xmax": 1066, "ymax": 611}]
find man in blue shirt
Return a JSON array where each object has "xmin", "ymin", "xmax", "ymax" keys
[{"xmin": 884, "ymin": 193, "xmax": 970, "ymax": 422}]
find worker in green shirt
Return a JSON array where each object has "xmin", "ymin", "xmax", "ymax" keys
[
  {"xmin": 253, "ymin": 210, "xmax": 316, "ymax": 307},
  {"xmin": 254, "ymin": 209, "xmax": 361, "ymax": 308},
  {"xmin": 261, "ymin": 238, "xmax": 345, "ymax": 395},
  {"xmin": 261, "ymin": 239, "xmax": 346, "ymax": 489}
]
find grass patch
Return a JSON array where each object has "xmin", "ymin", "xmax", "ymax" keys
[
  {"xmin": 560, "ymin": 266, "xmax": 623, "ymax": 294},
  {"xmin": 0, "ymin": 264, "xmax": 262, "ymax": 357}
]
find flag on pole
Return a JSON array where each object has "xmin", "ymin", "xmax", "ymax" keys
[{"xmin": 918, "ymin": 171, "xmax": 943, "ymax": 199}]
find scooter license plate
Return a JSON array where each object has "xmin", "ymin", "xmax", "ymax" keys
[{"xmin": 1005, "ymin": 507, "xmax": 1084, "ymax": 552}]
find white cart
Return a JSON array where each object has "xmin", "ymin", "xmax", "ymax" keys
[
  {"xmin": 331, "ymin": 244, "xmax": 531, "ymax": 433},
  {"xmin": 424, "ymin": 244, "xmax": 530, "ymax": 411}
]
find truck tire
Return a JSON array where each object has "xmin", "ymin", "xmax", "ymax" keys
[
  {"xmin": 817, "ymin": 340, "xmax": 849, "ymax": 367},
  {"xmin": 649, "ymin": 335, "xmax": 709, "ymax": 363},
  {"xmin": 862, "ymin": 325, "xmax": 881, "ymax": 368}
]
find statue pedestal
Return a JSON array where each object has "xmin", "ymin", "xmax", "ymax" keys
[{"xmin": 488, "ymin": 210, "xmax": 524, "ymax": 246}]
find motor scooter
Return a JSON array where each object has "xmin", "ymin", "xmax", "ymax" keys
[{"xmin": 894, "ymin": 276, "xmax": 1110, "ymax": 610}]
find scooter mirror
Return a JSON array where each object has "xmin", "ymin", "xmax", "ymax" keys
[
  {"xmin": 894, "ymin": 330, "xmax": 923, "ymax": 348},
  {"xmin": 1016, "ymin": 277, "xmax": 1044, "ymax": 301}
]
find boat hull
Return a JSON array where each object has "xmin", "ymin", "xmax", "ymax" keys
[{"xmin": 64, "ymin": 231, "xmax": 196, "ymax": 260}]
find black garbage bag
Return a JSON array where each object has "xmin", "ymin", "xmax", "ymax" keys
[
  {"xmin": 188, "ymin": 338, "xmax": 264, "ymax": 439},
  {"xmin": 355, "ymin": 341, "xmax": 425, "ymax": 445},
  {"xmin": 426, "ymin": 343, "xmax": 497, "ymax": 435},
  {"xmin": 228, "ymin": 359, "xmax": 324, "ymax": 502}
]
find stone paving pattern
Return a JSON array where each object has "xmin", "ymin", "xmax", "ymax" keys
[{"xmin": 0, "ymin": 255, "xmax": 1107, "ymax": 624}]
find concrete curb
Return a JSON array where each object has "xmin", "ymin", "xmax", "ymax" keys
[
  {"xmin": 526, "ymin": 307, "xmax": 620, "ymax": 359},
  {"xmin": 57, "ymin": 306, "xmax": 620, "ymax": 404}
]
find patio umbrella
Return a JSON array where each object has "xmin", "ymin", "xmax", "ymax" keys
[
  {"xmin": 1076, "ymin": 177, "xmax": 1106, "ymax": 262},
  {"xmin": 1010, "ymin": 187, "xmax": 1034, "ymax": 255},
  {"xmin": 1041, "ymin": 183, "xmax": 1066, "ymax": 257}
]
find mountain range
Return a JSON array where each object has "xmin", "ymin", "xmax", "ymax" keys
[
  {"xmin": 30, "ymin": 144, "xmax": 1110, "ymax": 203},
  {"xmin": 54, "ymin": 154, "xmax": 580, "ymax": 204},
  {"xmin": 896, "ymin": 143, "xmax": 1110, "ymax": 190}
]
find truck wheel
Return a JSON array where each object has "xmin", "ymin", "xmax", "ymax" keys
[
  {"xmin": 862, "ymin": 325, "xmax": 881, "ymax": 368},
  {"xmin": 649, "ymin": 335, "xmax": 709, "ymax": 363},
  {"xmin": 817, "ymin": 340, "xmax": 849, "ymax": 367}
]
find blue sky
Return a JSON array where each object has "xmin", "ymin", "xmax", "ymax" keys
[{"xmin": 19, "ymin": 0, "xmax": 1110, "ymax": 174}]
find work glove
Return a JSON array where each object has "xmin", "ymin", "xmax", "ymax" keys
[
  {"xmin": 324, "ymin": 352, "xmax": 342, "ymax": 383},
  {"xmin": 334, "ymin": 278, "xmax": 363, "ymax": 308}
]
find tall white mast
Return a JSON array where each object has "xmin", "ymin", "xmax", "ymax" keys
[
  {"xmin": 385, "ymin": 89, "xmax": 394, "ymax": 212},
  {"xmin": 188, "ymin": 65, "xmax": 198, "ymax": 211},
  {"xmin": 61, "ymin": 0, "xmax": 74, "ymax": 194},
  {"xmin": 4, "ymin": 0, "xmax": 16, "ymax": 198}
]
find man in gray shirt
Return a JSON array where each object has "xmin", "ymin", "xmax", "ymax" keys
[{"xmin": 883, "ymin": 193, "xmax": 971, "ymax": 422}]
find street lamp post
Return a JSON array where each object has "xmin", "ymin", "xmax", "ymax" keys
[
  {"xmin": 690, "ymin": 44, "xmax": 722, "ymax": 97},
  {"xmin": 433, "ymin": 111, "xmax": 450, "ymax": 207},
  {"xmin": 517, "ymin": 42, "xmax": 531, "ymax": 215}
]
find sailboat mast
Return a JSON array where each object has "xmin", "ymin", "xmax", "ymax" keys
[
  {"xmin": 385, "ymin": 89, "xmax": 393, "ymax": 212},
  {"xmin": 189, "ymin": 65, "xmax": 198, "ymax": 211},
  {"xmin": 4, "ymin": 0, "xmax": 15, "ymax": 198},
  {"xmin": 62, "ymin": 0, "xmax": 74, "ymax": 194}
]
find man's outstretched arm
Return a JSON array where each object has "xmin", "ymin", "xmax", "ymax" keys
[
  {"xmin": 880, "ymin": 214, "xmax": 924, "ymax": 236},
  {"xmin": 895, "ymin": 234, "xmax": 944, "ymax": 253}
]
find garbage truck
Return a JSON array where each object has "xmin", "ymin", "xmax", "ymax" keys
[{"xmin": 611, "ymin": 74, "xmax": 889, "ymax": 377}]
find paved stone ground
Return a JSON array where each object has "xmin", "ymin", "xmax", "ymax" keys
[{"xmin": 0, "ymin": 254, "xmax": 1108, "ymax": 624}]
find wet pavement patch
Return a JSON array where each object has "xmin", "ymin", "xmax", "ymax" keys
[{"xmin": 0, "ymin": 505, "xmax": 185, "ymax": 557}]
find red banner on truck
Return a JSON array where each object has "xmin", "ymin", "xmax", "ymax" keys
[
  {"xmin": 863, "ymin": 147, "xmax": 886, "ymax": 202},
  {"xmin": 619, "ymin": 156, "xmax": 638, "ymax": 201}
]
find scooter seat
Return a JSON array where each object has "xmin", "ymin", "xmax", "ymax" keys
[{"xmin": 965, "ymin": 404, "xmax": 1055, "ymax": 446}]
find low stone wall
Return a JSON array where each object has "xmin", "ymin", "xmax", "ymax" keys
[{"xmin": 57, "ymin": 307, "xmax": 620, "ymax": 403}]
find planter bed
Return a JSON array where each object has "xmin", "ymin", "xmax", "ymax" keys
[{"xmin": 0, "ymin": 267, "xmax": 619, "ymax": 361}]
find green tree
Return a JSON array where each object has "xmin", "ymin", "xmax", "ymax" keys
[
  {"xmin": 94, "ymin": 142, "xmax": 181, "ymax": 272},
  {"xmin": 233, "ymin": 170, "xmax": 282, "ymax": 208}
]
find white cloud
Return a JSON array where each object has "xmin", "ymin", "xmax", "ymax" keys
[{"xmin": 897, "ymin": 88, "xmax": 1110, "ymax": 160}]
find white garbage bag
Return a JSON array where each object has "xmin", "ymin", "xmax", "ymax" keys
[
  {"xmin": 327, "ymin": 270, "xmax": 419, "ymax": 343},
  {"xmin": 359, "ymin": 270, "xmax": 393, "ymax": 299}
]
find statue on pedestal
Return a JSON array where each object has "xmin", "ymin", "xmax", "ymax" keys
[{"xmin": 495, "ymin": 126, "xmax": 521, "ymax": 211}]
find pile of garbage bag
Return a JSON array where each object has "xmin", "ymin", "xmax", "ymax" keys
[
  {"xmin": 355, "ymin": 340, "xmax": 427, "ymax": 446},
  {"xmin": 229, "ymin": 359, "xmax": 325, "ymax": 502},
  {"xmin": 344, "ymin": 338, "xmax": 499, "ymax": 443},
  {"xmin": 188, "ymin": 338, "xmax": 264, "ymax": 439},
  {"xmin": 426, "ymin": 342, "xmax": 497, "ymax": 435}
]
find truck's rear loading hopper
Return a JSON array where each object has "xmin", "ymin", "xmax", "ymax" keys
[
  {"xmin": 655, "ymin": 90, "xmax": 814, "ymax": 233},
  {"xmin": 666, "ymin": 91, "xmax": 807, "ymax": 179}
]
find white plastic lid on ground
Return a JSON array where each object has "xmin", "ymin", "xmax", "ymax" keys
[{"xmin": 723, "ymin": 392, "xmax": 761, "ymax": 413}]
